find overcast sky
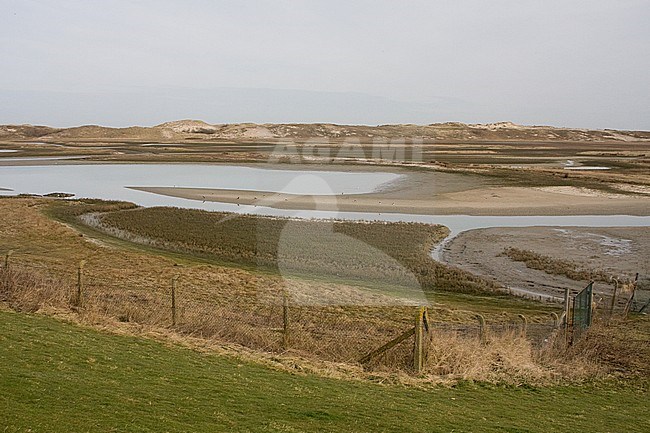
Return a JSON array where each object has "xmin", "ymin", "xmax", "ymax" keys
[{"xmin": 1, "ymin": 0, "xmax": 648, "ymax": 129}]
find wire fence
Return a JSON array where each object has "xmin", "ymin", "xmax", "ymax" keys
[{"xmin": 1, "ymin": 252, "xmax": 567, "ymax": 373}]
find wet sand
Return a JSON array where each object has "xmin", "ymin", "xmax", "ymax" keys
[{"xmin": 130, "ymin": 181, "xmax": 650, "ymax": 217}]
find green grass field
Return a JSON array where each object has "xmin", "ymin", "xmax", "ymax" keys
[{"xmin": 1, "ymin": 310, "xmax": 648, "ymax": 433}]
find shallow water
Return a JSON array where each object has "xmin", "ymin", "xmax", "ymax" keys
[
  {"xmin": 0, "ymin": 163, "xmax": 648, "ymax": 242},
  {"xmin": 564, "ymin": 166, "xmax": 611, "ymax": 171},
  {"xmin": 140, "ymin": 143, "xmax": 187, "ymax": 146},
  {"xmin": 0, "ymin": 155, "xmax": 90, "ymax": 162},
  {"xmin": 0, "ymin": 163, "xmax": 400, "ymax": 202}
]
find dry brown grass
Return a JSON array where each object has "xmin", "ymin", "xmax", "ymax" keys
[
  {"xmin": 0, "ymin": 265, "xmax": 69, "ymax": 312},
  {"xmin": 3, "ymin": 262, "xmax": 648, "ymax": 385},
  {"xmin": 0, "ymin": 261, "xmax": 411, "ymax": 366},
  {"xmin": 0, "ymin": 263, "xmax": 535, "ymax": 381},
  {"xmin": 551, "ymin": 319, "xmax": 650, "ymax": 381},
  {"xmin": 2, "ymin": 197, "xmax": 647, "ymax": 385},
  {"xmin": 425, "ymin": 329, "xmax": 549, "ymax": 382}
]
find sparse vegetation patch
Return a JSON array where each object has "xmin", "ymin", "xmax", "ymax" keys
[{"xmin": 501, "ymin": 247, "xmax": 614, "ymax": 283}]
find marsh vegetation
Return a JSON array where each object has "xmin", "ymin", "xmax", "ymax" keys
[
  {"xmin": 501, "ymin": 247, "xmax": 615, "ymax": 283},
  {"xmin": 85, "ymin": 206, "xmax": 502, "ymax": 295}
]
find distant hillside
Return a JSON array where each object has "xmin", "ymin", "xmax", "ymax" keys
[{"xmin": 1, "ymin": 120, "xmax": 648, "ymax": 142}]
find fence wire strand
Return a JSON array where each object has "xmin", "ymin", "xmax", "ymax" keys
[{"xmin": 2, "ymin": 256, "xmax": 565, "ymax": 372}]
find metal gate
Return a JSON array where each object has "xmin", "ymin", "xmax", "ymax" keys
[{"xmin": 572, "ymin": 282, "xmax": 594, "ymax": 340}]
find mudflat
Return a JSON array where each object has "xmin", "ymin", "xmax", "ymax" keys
[
  {"xmin": 131, "ymin": 168, "xmax": 650, "ymax": 216},
  {"xmin": 442, "ymin": 226, "xmax": 650, "ymax": 299}
]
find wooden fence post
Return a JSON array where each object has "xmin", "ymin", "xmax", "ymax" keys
[
  {"xmin": 76, "ymin": 260, "xmax": 86, "ymax": 308},
  {"xmin": 609, "ymin": 279, "xmax": 619, "ymax": 321},
  {"xmin": 476, "ymin": 314, "xmax": 487, "ymax": 344},
  {"xmin": 623, "ymin": 274, "xmax": 639, "ymax": 317},
  {"xmin": 282, "ymin": 290, "xmax": 290, "ymax": 350},
  {"xmin": 4, "ymin": 250, "xmax": 13, "ymax": 270},
  {"xmin": 517, "ymin": 314, "xmax": 528, "ymax": 337},
  {"xmin": 588, "ymin": 282, "xmax": 595, "ymax": 327},
  {"xmin": 562, "ymin": 288, "xmax": 570, "ymax": 328},
  {"xmin": 171, "ymin": 276, "xmax": 179, "ymax": 326},
  {"xmin": 413, "ymin": 306, "xmax": 426, "ymax": 374}
]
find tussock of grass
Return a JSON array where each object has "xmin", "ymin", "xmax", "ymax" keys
[
  {"xmin": 0, "ymin": 266, "xmax": 69, "ymax": 312},
  {"xmin": 426, "ymin": 329, "xmax": 548, "ymax": 382},
  {"xmin": 548, "ymin": 319, "xmax": 650, "ymax": 382}
]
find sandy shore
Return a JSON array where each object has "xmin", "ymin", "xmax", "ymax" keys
[{"xmin": 130, "ymin": 183, "xmax": 650, "ymax": 216}]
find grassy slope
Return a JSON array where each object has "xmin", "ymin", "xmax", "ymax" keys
[
  {"xmin": 1, "ymin": 198, "xmax": 557, "ymax": 323},
  {"xmin": 1, "ymin": 310, "xmax": 648, "ymax": 433}
]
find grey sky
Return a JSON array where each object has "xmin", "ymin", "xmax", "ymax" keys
[{"xmin": 1, "ymin": 0, "xmax": 648, "ymax": 129}]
